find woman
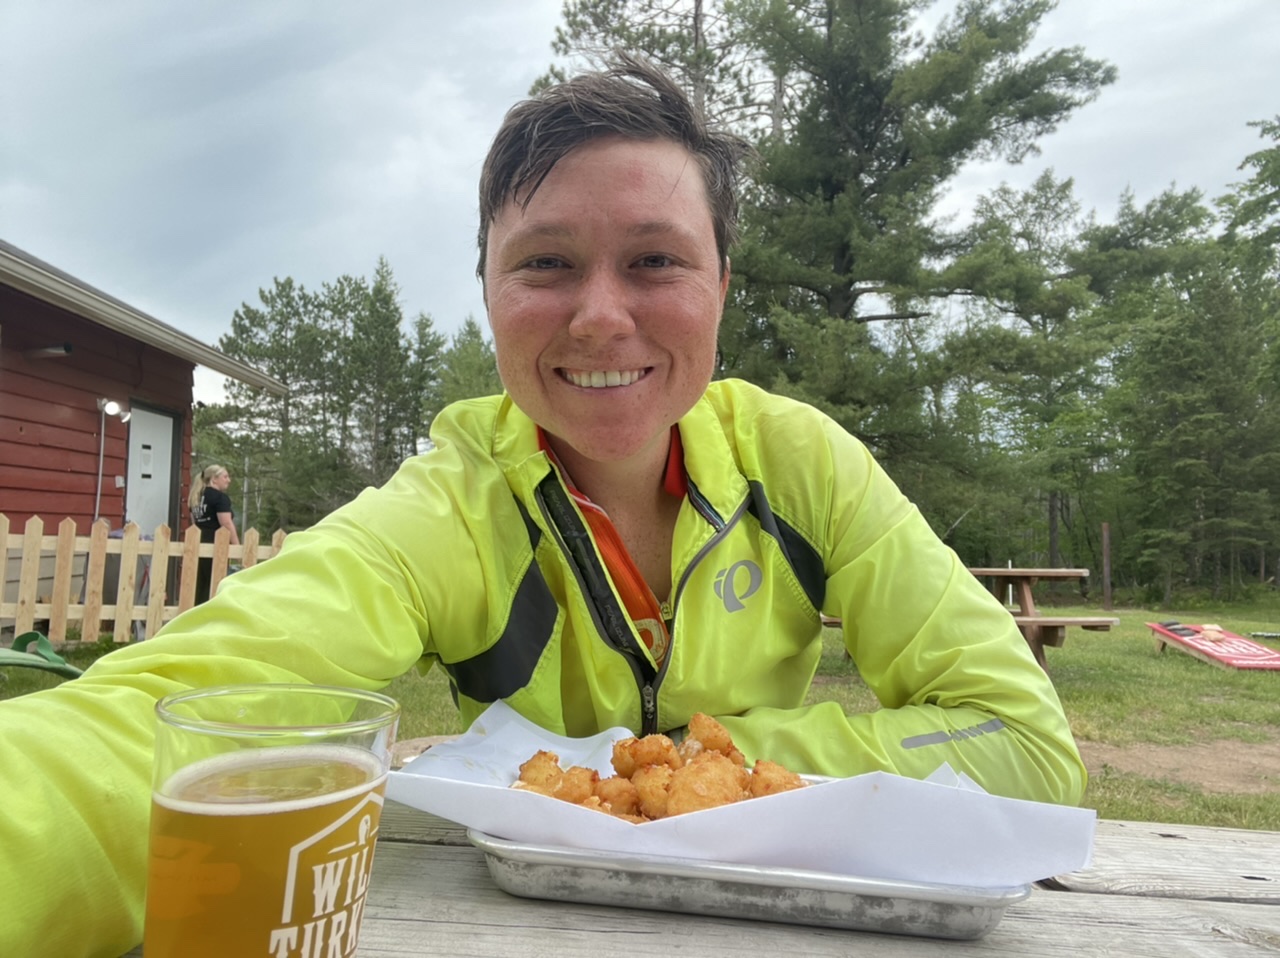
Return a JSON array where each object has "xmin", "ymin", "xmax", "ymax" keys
[
  {"xmin": 0, "ymin": 58, "xmax": 1084, "ymax": 958},
  {"xmin": 187, "ymin": 463, "xmax": 239, "ymax": 604}
]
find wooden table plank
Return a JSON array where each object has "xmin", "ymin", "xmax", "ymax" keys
[
  {"xmin": 383, "ymin": 804, "xmax": 1280, "ymax": 906},
  {"xmin": 353, "ymin": 843, "xmax": 1280, "ymax": 957},
  {"xmin": 967, "ymin": 567, "xmax": 1090, "ymax": 580},
  {"xmin": 965, "ymin": 567, "xmax": 1108, "ymax": 668},
  {"xmin": 119, "ymin": 813, "xmax": 1280, "ymax": 957},
  {"xmin": 381, "ymin": 798, "xmax": 473, "ymax": 845},
  {"xmin": 1046, "ymin": 819, "xmax": 1280, "ymax": 904}
]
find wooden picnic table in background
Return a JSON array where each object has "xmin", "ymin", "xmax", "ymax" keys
[
  {"xmin": 119, "ymin": 802, "xmax": 1280, "ymax": 957},
  {"xmin": 966, "ymin": 567, "xmax": 1118, "ymax": 670}
]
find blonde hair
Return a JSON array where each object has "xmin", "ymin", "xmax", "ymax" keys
[{"xmin": 188, "ymin": 464, "xmax": 228, "ymax": 510}]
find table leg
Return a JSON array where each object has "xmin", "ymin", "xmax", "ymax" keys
[
  {"xmin": 1019, "ymin": 622, "xmax": 1049, "ymax": 670},
  {"xmin": 990, "ymin": 576, "xmax": 1016, "ymax": 610},
  {"xmin": 1012, "ymin": 579, "xmax": 1037, "ymax": 616}
]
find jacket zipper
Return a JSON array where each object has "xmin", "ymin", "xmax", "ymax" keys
[
  {"xmin": 533, "ymin": 474, "xmax": 662, "ymax": 734},
  {"xmin": 533, "ymin": 472, "xmax": 753, "ymax": 736},
  {"xmin": 647, "ymin": 490, "xmax": 752, "ymax": 714}
]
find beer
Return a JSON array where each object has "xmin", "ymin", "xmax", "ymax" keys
[{"xmin": 145, "ymin": 745, "xmax": 387, "ymax": 958}]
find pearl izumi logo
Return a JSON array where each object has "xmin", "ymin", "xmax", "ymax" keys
[{"xmin": 713, "ymin": 560, "xmax": 762, "ymax": 612}]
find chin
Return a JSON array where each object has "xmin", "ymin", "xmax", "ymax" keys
[{"xmin": 552, "ymin": 423, "xmax": 668, "ymax": 465}]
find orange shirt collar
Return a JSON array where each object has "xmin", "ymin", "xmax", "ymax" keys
[{"xmin": 536, "ymin": 426, "xmax": 688, "ymax": 500}]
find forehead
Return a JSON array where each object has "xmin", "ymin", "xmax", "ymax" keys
[{"xmin": 511, "ymin": 136, "xmax": 708, "ymax": 216}]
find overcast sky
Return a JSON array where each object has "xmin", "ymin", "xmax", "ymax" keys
[{"xmin": 4, "ymin": 1, "xmax": 1277, "ymax": 403}]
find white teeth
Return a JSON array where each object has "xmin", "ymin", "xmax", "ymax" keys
[{"xmin": 564, "ymin": 369, "xmax": 644, "ymax": 388}]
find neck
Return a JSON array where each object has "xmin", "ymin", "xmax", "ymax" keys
[
  {"xmin": 548, "ymin": 431, "xmax": 671, "ymax": 514},
  {"xmin": 549, "ymin": 430, "xmax": 681, "ymax": 600}
]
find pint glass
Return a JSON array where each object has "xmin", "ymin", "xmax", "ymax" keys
[{"xmin": 144, "ymin": 684, "xmax": 400, "ymax": 958}]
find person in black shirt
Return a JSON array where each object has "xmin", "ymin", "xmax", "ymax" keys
[{"xmin": 187, "ymin": 464, "xmax": 240, "ymax": 604}]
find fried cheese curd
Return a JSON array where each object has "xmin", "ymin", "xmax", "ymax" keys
[{"xmin": 511, "ymin": 713, "xmax": 806, "ymax": 823}]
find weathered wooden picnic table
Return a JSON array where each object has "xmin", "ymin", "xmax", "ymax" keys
[
  {"xmin": 967, "ymin": 567, "xmax": 1119, "ymax": 669},
  {"xmin": 117, "ymin": 802, "xmax": 1280, "ymax": 957}
]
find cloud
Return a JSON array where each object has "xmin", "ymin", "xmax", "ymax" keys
[
  {"xmin": 942, "ymin": 0, "xmax": 1280, "ymax": 222},
  {"xmin": 4, "ymin": 0, "xmax": 1277, "ymax": 405},
  {"xmin": 3, "ymin": 1, "xmax": 563, "ymax": 373}
]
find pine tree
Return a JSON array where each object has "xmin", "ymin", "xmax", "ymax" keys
[{"xmin": 438, "ymin": 317, "xmax": 503, "ymax": 412}]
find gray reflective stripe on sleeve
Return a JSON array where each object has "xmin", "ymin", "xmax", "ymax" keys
[
  {"xmin": 442, "ymin": 556, "xmax": 557, "ymax": 703},
  {"xmin": 901, "ymin": 717, "xmax": 1006, "ymax": 750}
]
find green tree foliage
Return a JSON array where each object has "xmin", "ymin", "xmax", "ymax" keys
[
  {"xmin": 543, "ymin": 0, "xmax": 1115, "ymax": 534},
  {"xmin": 203, "ymin": 262, "xmax": 448, "ymax": 531},
  {"xmin": 940, "ymin": 171, "xmax": 1105, "ymax": 567},
  {"xmin": 533, "ymin": 0, "xmax": 763, "ymax": 126},
  {"xmin": 721, "ymin": 0, "xmax": 1114, "ymax": 545},
  {"xmin": 187, "ymin": 17, "xmax": 1280, "ymax": 602},
  {"xmin": 348, "ymin": 259, "xmax": 422, "ymax": 482},
  {"xmin": 439, "ymin": 317, "xmax": 503, "ymax": 410},
  {"xmin": 1222, "ymin": 117, "xmax": 1280, "ymax": 250},
  {"xmin": 210, "ymin": 277, "xmax": 331, "ymax": 529},
  {"xmin": 726, "ymin": 0, "xmax": 1114, "ymax": 367},
  {"xmin": 411, "ymin": 312, "xmax": 451, "ymax": 442},
  {"xmin": 1104, "ymin": 247, "xmax": 1280, "ymax": 602}
]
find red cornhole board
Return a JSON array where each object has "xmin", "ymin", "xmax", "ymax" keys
[{"xmin": 1147, "ymin": 623, "xmax": 1280, "ymax": 671}]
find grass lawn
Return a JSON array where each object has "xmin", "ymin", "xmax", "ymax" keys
[
  {"xmin": 5, "ymin": 603, "xmax": 1278, "ymax": 829},
  {"xmin": 804, "ymin": 606, "xmax": 1280, "ymax": 830}
]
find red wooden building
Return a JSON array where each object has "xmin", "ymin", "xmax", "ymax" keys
[{"xmin": 0, "ymin": 239, "xmax": 286, "ymax": 536}]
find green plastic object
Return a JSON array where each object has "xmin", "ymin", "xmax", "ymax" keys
[{"xmin": 0, "ymin": 632, "xmax": 83, "ymax": 680}]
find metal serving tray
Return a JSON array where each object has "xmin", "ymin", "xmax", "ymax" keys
[{"xmin": 468, "ymin": 829, "xmax": 1030, "ymax": 940}]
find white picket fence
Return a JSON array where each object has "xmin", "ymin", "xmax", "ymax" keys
[{"xmin": 1, "ymin": 514, "xmax": 287, "ymax": 644}]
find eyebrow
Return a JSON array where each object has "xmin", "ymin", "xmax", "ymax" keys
[{"xmin": 506, "ymin": 219, "xmax": 695, "ymax": 243}]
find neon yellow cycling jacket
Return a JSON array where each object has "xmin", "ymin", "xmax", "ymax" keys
[{"xmin": 0, "ymin": 379, "xmax": 1084, "ymax": 957}]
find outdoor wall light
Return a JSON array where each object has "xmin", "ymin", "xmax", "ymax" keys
[
  {"xmin": 24, "ymin": 343, "xmax": 73, "ymax": 359},
  {"xmin": 97, "ymin": 397, "xmax": 131, "ymax": 422}
]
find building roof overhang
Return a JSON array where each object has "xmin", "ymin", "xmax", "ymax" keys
[{"xmin": 0, "ymin": 239, "xmax": 287, "ymax": 396}]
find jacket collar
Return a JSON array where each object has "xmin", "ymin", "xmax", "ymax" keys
[
  {"xmin": 676, "ymin": 388, "xmax": 750, "ymax": 525},
  {"xmin": 485, "ymin": 386, "xmax": 750, "ymax": 521}
]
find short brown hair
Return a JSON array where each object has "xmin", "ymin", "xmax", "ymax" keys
[{"xmin": 476, "ymin": 54, "xmax": 751, "ymax": 279}]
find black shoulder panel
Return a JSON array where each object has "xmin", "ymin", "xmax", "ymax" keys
[
  {"xmin": 442, "ymin": 500, "xmax": 556, "ymax": 702},
  {"xmin": 745, "ymin": 480, "xmax": 825, "ymax": 612}
]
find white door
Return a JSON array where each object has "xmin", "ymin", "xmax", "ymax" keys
[{"xmin": 125, "ymin": 405, "xmax": 177, "ymax": 532}]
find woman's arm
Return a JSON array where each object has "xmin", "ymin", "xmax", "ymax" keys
[
  {"xmin": 719, "ymin": 412, "xmax": 1086, "ymax": 806},
  {"xmin": 0, "ymin": 482, "xmax": 436, "ymax": 956},
  {"xmin": 217, "ymin": 510, "xmax": 240, "ymax": 546}
]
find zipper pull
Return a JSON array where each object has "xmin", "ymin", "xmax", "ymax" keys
[{"xmin": 641, "ymin": 684, "xmax": 657, "ymax": 736}]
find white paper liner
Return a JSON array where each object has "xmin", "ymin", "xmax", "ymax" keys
[{"xmin": 388, "ymin": 701, "xmax": 1095, "ymax": 887}]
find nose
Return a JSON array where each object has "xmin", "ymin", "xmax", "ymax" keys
[{"xmin": 567, "ymin": 266, "xmax": 636, "ymax": 340}]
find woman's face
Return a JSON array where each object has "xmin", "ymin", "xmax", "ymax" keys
[
  {"xmin": 211, "ymin": 470, "xmax": 232, "ymax": 491},
  {"xmin": 483, "ymin": 136, "xmax": 729, "ymax": 471}
]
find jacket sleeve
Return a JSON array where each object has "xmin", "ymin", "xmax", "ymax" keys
[
  {"xmin": 717, "ymin": 429, "xmax": 1088, "ymax": 807},
  {"xmin": 0, "ymin": 493, "xmax": 433, "ymax": 958}
]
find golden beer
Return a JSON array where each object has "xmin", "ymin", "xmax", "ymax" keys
[{"xmin": 144, "ymin": 745, "xmax": 387, "ymax": 958}]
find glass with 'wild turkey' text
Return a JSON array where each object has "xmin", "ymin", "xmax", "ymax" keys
[{"xmin": 144, "ymin": 684, "xmax": 400, "ymax": 958}]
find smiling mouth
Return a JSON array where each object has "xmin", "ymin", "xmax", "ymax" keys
[{"xmin": 559, "ymin": 368, "xmax": 649, "ymax": 388}]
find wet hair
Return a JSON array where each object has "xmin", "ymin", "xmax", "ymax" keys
[
  {"xmin": 476, "ymin": 53, "xmax": 751, "ymax": 279},
  {"xmin": 187, "ymin": 464, "xmax": 227, "ymax": 510}
]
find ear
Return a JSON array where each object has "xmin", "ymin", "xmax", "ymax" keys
[{"xmin": 719, "ymin": 258, "xmax": 731, "ymax": 304}]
